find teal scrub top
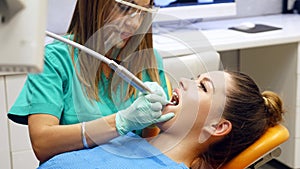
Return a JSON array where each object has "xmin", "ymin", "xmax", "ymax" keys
[{"xmin": 8, "ymin": 38, "xmax": 169, "ymax": 126}]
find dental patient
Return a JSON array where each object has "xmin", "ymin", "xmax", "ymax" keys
[{"xmin": 38, "ymin": 71, "xmax": 284, "ymax": 169}]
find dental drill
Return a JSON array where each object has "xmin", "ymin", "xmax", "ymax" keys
[{"xmin": 45, "ymin": 31, "xmax": 173, "ymax": 105}]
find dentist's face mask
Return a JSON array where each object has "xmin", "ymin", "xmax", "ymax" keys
[
  {"xmin": 100, "ymin": 0, "xmax": 158, "ymax": 50},
  {"xmin": 175, "ymin": 72, "xmax": 227, "ymax": 144},
  {"xmin": 197, "ymin": 71, "xmax": 227, "ymax": 143}
]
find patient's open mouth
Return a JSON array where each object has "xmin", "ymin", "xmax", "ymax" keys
[{"xmin": 169, "ymin": 91, "xmax": 179, "ymax": 106}]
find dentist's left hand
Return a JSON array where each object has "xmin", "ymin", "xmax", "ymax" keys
[
  {"xmin": 115, "ymin": 82, "xmax": 174, "ymax": 135},
  {"xmin": 143, "ymin": 81, "xmax": 168, "ymax": 100}
]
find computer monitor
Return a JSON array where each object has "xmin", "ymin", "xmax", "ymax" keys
[
  {"xmin": 153, "ymin": 0, "xmax": 236, "ymax": 23},
  {"xmin": 0, "ymin": 0, "xmax": 47, "ymax": 73}
]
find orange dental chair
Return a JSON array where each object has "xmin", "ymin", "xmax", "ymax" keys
[{"xmin": 221, "ymin": 124, "xmax": 289, "ymax": 169}]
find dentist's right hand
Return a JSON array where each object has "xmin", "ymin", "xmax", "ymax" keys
[{"xmin": 115, "ymin": 90, "xmax": 175, "ymax": 136}]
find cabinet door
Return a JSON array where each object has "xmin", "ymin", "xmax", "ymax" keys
[
  {"xmin": 0, "ymin": 76, "xmax": 11, "ymax": 169},
  {"xmin": 6, "ymin": 74, "xmax": 39, "ymax": 169}
]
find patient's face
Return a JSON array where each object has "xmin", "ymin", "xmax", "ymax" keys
[{"xmin": 158, "ymin": 71, "xmax": 229, "ymax": 137}]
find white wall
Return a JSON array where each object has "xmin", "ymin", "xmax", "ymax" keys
[
  {"xmin": 235, "ymin": 0, "xmax": 282, "ymax": 17},
  {"xmin": 204, "ymin": 0, "xmax": 283, "ymax": 21}
]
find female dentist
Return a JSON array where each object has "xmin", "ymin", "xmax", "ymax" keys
[{"xmin": 7, "ymin": 0, "xmax": 174, "ymax": 163}]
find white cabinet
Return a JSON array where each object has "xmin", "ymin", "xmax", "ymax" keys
[
  {"xmin": 0, "ymin": 76, "xmax": 11, "ymax": 169},
  {"xmin": 1, "ymin": 74, "xmax": 39, "ymax": 169}
]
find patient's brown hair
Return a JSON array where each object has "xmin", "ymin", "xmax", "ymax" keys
[{"xmin": 192, "ymin": 71, "xmax": 284, "ymax": 169}]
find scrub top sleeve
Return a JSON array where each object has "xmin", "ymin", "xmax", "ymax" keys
[{"xmin": 8, "ymin": 44, "xmax": 69, "ymax": 124}]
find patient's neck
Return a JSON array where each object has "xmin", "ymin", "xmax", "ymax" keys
[{"xmin": 147, "ymin": 132, "xmax": 206, "ymax": 167}]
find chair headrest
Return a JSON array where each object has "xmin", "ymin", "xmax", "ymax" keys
[{"xmin": 221, "ymin": 124, "xmax": 289, "ymax": 169}]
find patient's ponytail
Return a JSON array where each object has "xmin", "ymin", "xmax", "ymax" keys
[
  {"xmin": 262, "ymin": 91, "xmax": 284, "ymax": 128},
  {"xmin": 193, "ymin": 71, "xmax": 285, "ymax": 169}
]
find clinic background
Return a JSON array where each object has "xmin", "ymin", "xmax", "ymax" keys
[
  {"xmin": 155, "ymin": 0, "xmax": 283, "ymax": 19},
  {"xmin": 220, "ymin": 0, "xmax": 282, "ymax": 18},
  {"xmin": 0, "ymin": 0, "xmax": 296, "ymax": 169}
]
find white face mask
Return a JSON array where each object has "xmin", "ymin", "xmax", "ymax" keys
[
  {"xmin": 100, "ymin": 0, "xmax": 157, "ymax": 50},
  {"xmin": 147, "ymin": 77, "xmax": 200, "ymax": 154},
  {"xmin": 198, "ymin": 71, "xmax": 227, "ymax": 143},
  {"xmin": 159, "ymin": 72, "xmax": 227, "ymax": 144}
]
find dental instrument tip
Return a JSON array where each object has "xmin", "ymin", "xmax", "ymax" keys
[{"xmin": 167, "ymin": 101, "xmax": 175, "ymax": 105}]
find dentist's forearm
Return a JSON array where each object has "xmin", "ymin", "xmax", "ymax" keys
[
  {"xmin": 84, "ymin": 114, "xmax": 119, "ymax": 146},
  {"xmin": 28, "ymin": 114, "xmax": 118, "ymax": 163}
]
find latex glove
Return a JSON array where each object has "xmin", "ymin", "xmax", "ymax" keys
[
  {"xmin": 116, "ymin": 82, "xmax": 174, "ymax": 135},
  {"xmin": 142, "ymin": 81, "xmax": 168, "ymax": 100}
]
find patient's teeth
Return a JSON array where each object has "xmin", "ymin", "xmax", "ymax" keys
[{"xmin": 170, "ymin": 91, "xmax": 179, "ymax": 105}]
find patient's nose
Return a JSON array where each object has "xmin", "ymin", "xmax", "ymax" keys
[{"xmin": 179, "ymin": 78, "xmax": 197, "ymax": 91}]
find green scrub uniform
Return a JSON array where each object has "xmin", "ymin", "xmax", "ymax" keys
[{"xmin": 7, "ymin": 38, "xmax": 169, "ymax": 126}]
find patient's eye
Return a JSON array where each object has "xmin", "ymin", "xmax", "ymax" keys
[{"xmin": 198, "ymin": 82, "xmax": 207, "ymax": 92}]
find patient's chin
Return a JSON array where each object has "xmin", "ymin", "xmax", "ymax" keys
[
  {"xmin": 158, "ymin": 102, "xmax": 181, "ymax": 131},
  {"xmin": 156, "ymin": 122, "xmax": 170, "ymax": 132},
  {"xmin": 157, "ymin": 112, "xmax": 178, "ymax": 132},
  {"xmin": 162, "ymin": 103, "xmax": 179, "ymax": 114}
]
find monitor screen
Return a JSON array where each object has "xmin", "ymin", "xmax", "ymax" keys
[
  {"xmin": 153, "ymin": 0, "xmax": 236, "ymax": 22},
  {"xmin": 0, "ymin": 0, "xmax": 47, "ymax": 73}
]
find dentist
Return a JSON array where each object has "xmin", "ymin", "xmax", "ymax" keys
[{"xmin": 8, "ymin": 0, "xmax": 174, "ymax": 163}]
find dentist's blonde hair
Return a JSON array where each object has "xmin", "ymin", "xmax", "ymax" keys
[{"xmin": 67, "ymin": 0, "xmax": 160, "ymax": 101}]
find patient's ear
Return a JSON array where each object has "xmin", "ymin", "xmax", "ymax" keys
[
  {"xmin": 212, "ymin": 119, "xmax": 232, "ymax": 137},
  {"xmin": 199, "ymin": 119, "xmax": 232, "ymax": 143}
]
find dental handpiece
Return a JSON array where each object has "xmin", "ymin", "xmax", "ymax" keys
[
  {"xmin": 108, "ymin": 62, "xmax": 152, "ymax": 94},
  {"xmin": 45, "ymin": 31, "xmax": 173, "ymax": 104},
  {"xmin": 107, "ymin": 63, "xmax": 173, "ymax": 105},
  {"xmin": 110, "ymin": 61, "xmax": 174, "ymax": 105}
]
